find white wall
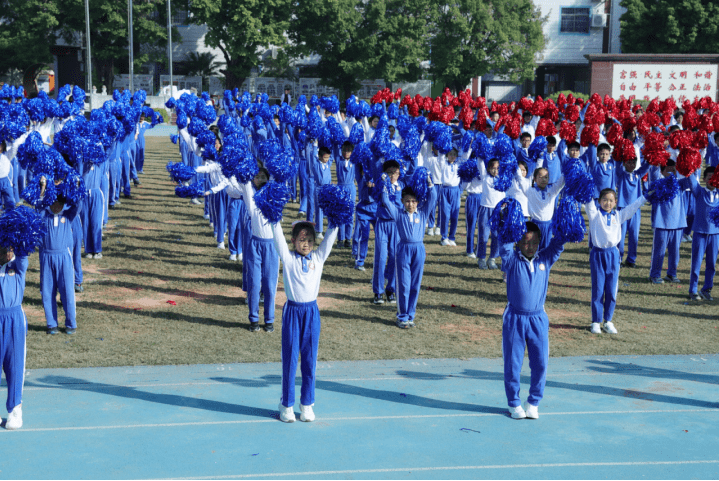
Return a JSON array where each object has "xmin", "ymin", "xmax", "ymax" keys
[
  {"xmin": 533, "ymin": 0, "xmax": 606, "ymax": 65},
  {"xmin": 173, "ymin": 24, "xmax": 225, "ymax": 63},
  {"xmin": 609, "ymin": 0, "xmax": 625, "ymax": 53}
]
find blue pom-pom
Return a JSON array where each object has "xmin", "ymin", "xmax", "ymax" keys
[
  {"xmin": 710, "ymin": 205, "xmax": 719, "ymax": 228},
  {"xmin": 26, "ymin": 97, "xmax": 45, "ymax": 122},
  {"xmin": 349, "ymin": 142, "xmax": 373, "ymax": 176},
  {"xmin": 493, "ymin": 134, "xmax": 513, "ymax": 158},
  {"xmin": 310, "ymin": 95, "xmax": 319, "ymax": 108},
  {"xmin": 187, "ymin": 117, "xmax": 207, "ymax": 138},
  {"xmin": 327, "ymin": 116, "xmax": 346, "ymax": 146},
  {"xmin": 461, "ymin": 131, "xmax": 475, "ymax": 154},
  {"xmin": 370, "ymin": 103, "xmax": 385, "ymax": 119},
  {"xmin": 22, "ymin": 172, "xmax": 56, "ymax": 208},
  {"xmin": 528, "ymin": 136, "xmax": 547, "ymax": 163},
  {"xmin": 254, "ymin": 181, "xmax": 291, "ymax": 223},
  {"xmin": 348, "ymin": 122, "xmax": 365, "ymax": 145},
  {"xmin": 458, "ymin": 158, "xmax": 480, "ymax": 183},
  {"xmin": 320, "ymin": 95, "xmax": 340, "ymax": 114},
  {"xmin": 489, "ymin": 198, "xmax": 527, "ymax": 244},
  {"xmin": 345, "ymin": 96, "xmax": 359, "ymax": 118},
  {"xmin": 317, "ymin": 184, "xmax": 354, "ymax": 227},
  {"xmin": 551, "ymin": 197, "xmax": 586, "ymax": 243},
  {"xmin": 492, "ymin": 155, "xmax": 518, "ymax": 192},
  {"xmin": 15, "ymin": 131, "xmax": 43, "ymax": 171},
  {"xmin": 196, "ymin": 129, "xmax": 216, "ymax": 148},
  {"xmin": 265, "ymin": 145, "xmax": 297, "ymax": 183},
  {"xmin": 175, "ymin": 182, "xmax": 204, "ymax": 198},
  {"xmin": 170, "ymin": 134, "xmax": 178, "ymax": 144},
  {"xmin": 387, "ymin": 103, "xmax": 399, "ymax": 120},
  {"xmin": 562, "ymin": 159, "xmax": 595, "ymax": 204},
  {"xmin": 166, "ymin": 161, "xmax": 196, "ymax": 183},
  {"xmin": 647, "ymin": 174, "xmax": 680, "ymax": 205},
  {"xmin": 471, "ymin": 134, "xmax": 493, "ymax": 161},
  {"xmin": 82, "ymin": 140, "xmax": 106, "ymax": 165},
  {"xmin": 176, "ymin": 111, "xmax": 188, "ymax": 129},
  {"xmin": 165, "ymin": 98, "xmax": 176, "ymax": 109},
  {"xmin": 407, "ymin": 166, "xmax": 430, "ymax": 204},
  {"xmin": 317, "ymin": 126, "xmax": 333, "ymax": 149},
  {"xmin": 56, "ymin": 171, "xmax": 87, "ymax": 207},
  {"xmin": 402, "ymin": 126, "xmax": 422, "ymax": 159},
  {"xmin": 0, "ymin": 206, "xmax": 47, "ymax": 257},
  {"xmin": 359, "ymin": 101, "xmax": 371, "ymax": 119},
  {"xmin": 307, "ymin": 108, "xmax": 323, "ymax": 140},
  {"xmin": 370, "ymin": 126, "xmax": 392, "ymax": 158},
  {"xmin": 218, "ymin": 143, "xmax": 258, "ymax": 183}
]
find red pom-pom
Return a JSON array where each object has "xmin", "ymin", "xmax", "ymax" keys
[
  {"xmin": 613, "ymin": 138, "xmax": 637, "ymax": 162},
  {"xmin": 442, "ymin": 105, "xmax": 455, "ymax": 124},
  {"xmin": 565, "ymin": 105, "xmax": 580, "ymax": 123},
  {"xmin": 580, "ymin": 124, "xmax": 600, "ymax": 147},
  {"xmin": 500, "ymin": 113, "xmax": 522, "ymax": 139},
  {"xmin": 535, "ymin": 118, "xmax": 557, "ymax": 137},
  {"xmin": 490, "ymin": 101, "xmax": 499, "ymax": 113},
  {"xmin": 708, "ymin": 167, "xmax": 719, "ymax": 189},
  {"xmin": 543, "ymin": 103, "xmax": 559, "ymax": 123},
  {"xmin": 590, "ymin": 93, "xmax": 602, "ymax": 105},
  {"xmin": 423, "ymin": 96, "xmax": 433, "ymax": 112},
  {"xmin": 693, "ymin": 130, "xmax": 708, "ymax": 150},
  {"xmin": 498, "ymin": 103, "xmax": 509, "ymax": 117},
  {"xmin": 519, "ymin": 97, "xmax": 533, "ymax": 112},
  {"xmin": 473, "ymin": 116, "xmax": 487, "ymax": 132},
  {"xmin": 414, "ymin": 94, "xmax": 424, "ymax": 106},
  {"xmin": 646, "ymin": 99, "xmax": 660, "ymax": 113},
  {"xmin": 661, "ymin": 98, "xmax": 677, "ymax": 113},
  {"xmin": 713, "ymin": 115, "xmax": 719, "ymax": 133},
  {"xmin": 557, "ymin": 93, "xmax": 567, "ymax": 109},
  {"xmin": 575, "ymin": 98, "xmax": 586, "ymax": 109},
  {"xmin": 531, "ymin": 98, "xmax": 545, "ymax": 117},
  {"xmin": 394, "ymin": 88, "xmax": 402, "ymax": 101},
  {"xmin": 371, "ymin": 90, "xmax": 383, "ymax": 105},
  {"xmin": 407, "ymin": 101, "xmax": 420, "ymax": 117},
  {"xmin": 669, "ymin": 130, "xmax": 692, "ymax": 150},
  {"xmin": 473, "ymin": 97, "xmax": 487, "ymax": 110},
  {"xmin": 604, "ymin": 95, "xmax": 616, "ymax": 112},
  {"xmin": 697, "ymin": 114, "xmax": 714, "ymax": 133},
  {"xmin": 676, "ymin": 148, "xmax": 702, "ymax": 177},
  {"xmin": 620, "ymin": 116, "xmax": 637, "ymax": 133},
  {"xmin": 559, "ymin": 121, "xmax": 577, "ymax": 141},
  {"xmin": 642, "ymin": 132, "xmax": 670, "ymax": 167},
  {"xmin": 583, "ymin": 104, "xmax": 604, "ymax": 125},
  {"xmin": 567, "ymin": 93, "xmax": 575, "ymax": 105},
  {"xmin": 606, "ymin": 123, "xmax": 624, "ymax": 147}
]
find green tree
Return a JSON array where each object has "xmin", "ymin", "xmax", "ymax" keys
[
  {"xmin": 429, "ymin": 0, "xmax": 546, "ymax": 94},
  {"xmin": 0, "ymin": 0, "xmax": 59, "ymax": 79},
  {"xmin": 288, "ymin": 0, "xmax": 432, "ymax": 99},
  {"xmin": 620, "ymin": 0, "xmax": 719, "ymax": 53},
  {"xmin": 183, "ymin": 52, "xmax": 223, "ymax": 77},
  {"xmin": 189, "ymin": 0, "xmax": 291, "ymax": 90}
]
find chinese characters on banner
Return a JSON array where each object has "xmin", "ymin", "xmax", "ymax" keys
[{"xmin": 612, "ymin": 64, "xmax": 718, "ymax": 102}]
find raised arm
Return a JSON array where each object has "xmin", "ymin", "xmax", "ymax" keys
[
  {"xmin": 419, "ymin": 179, "xmax": 438, "ymax": 218},
  {"xmin": 380, "ymin": 180, "xmax": 399, "ymax": 221},
  {"xmin": 271, "ymin": 222, "xmax": 293, "ymax": 266},
  {"xmin": 617, "ymin": 194, "xmax": 647, "ymax": 224},
  {"xmin": 583, "ymin": 198, "xmax": 599, "ymax": 223},
  {"xmin": 316, "ymin": 226, "xmax": 338, "ymax": 263},
  {"xmin": 547, "ymin": 174, "xmax": 566, "ymax": 197}
]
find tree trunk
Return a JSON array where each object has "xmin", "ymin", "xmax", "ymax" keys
[{"xmin": 222, "ymin": 65, "xmax": 245, "ymax": 92}]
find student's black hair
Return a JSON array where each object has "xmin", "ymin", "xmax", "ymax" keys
[
  {"xmin": 597, "ymin": 143, "xmax": 611, "ymax": 153},
  {"xmin": 0, "ymin": 140, "xmax": 6, "ymax": 152},
  {"xmin": 340, "ymin": 108, "xmax": 346, "ymax": 115},
  {"xmin": 213, "ymin": 131, "xmax": 222, "ymax": 152},
  {"xmin": 599, "ymin": 188, "xmax": 617, "ymax": 202},
  {"xmin": 341, "ymin": 141, "xmax": 354, "ymax": 152},
  {"xmin": 209, "ymin": 125, "xmax": 220, "ymax": 135},
  {"xmin": 668, "ymin": 125, "xmax": 681, "ymax": 133},
  {"xmin": 318, "ymin": 146, "xmax": 332, "ymax": 157},
  {"xmin": 273, "ymin": 114, "xmax": 280, "ymax": 121},
  {"xmin": 291, "ymin": 221, "xmax": 316, "ymax": 243},
  {"xmin": 520, "ymin": 132, "xmax": 531, "ymax": 140},
  {"xmin": 674, "ymin": 110, "xmax": 684, "ymax": 119},
  {"xmin": 487, "ymin": 158, "xmax": 500, "ymax": 170},
  {"xmin": 517, "ymin": 159, "xmax": 528, "ymax": 172},
  {"xmin": 704, "ymin": 166, "xmax": 715, "ymax": 179},
  {"xmin": 533, "ymin": 167, "xmax": 549, "ymax": 183},
  {"xmin": 522, "ymin": 110, "xmax": 532, "ymax": 117},
  {"xmin": 524, "ymin": 221, "xmax": 541, "ymax": 242},
  {"xmin": 489, "ymin": 110, "xmax": 499, "ymax": 117},
  {"xmin": 546, "ymin": 135, "xmax": 557, "ymax": 146},
  {"xmin": 401, "ymin": 186, "xmax": 417, "ymax": 199},
  {"xmin": 369, "ymin": 115, "xmax": 379, "ymax": 123},
  {"xmin": 255, "ymin": 167, "xmax": 270, "ymax": 189},
  {"xmin": 382, "ymin": 159, "xmax": 401, "ymax": 173},
  {"xmin": 448, "ymin": 147, "xmax": 459, "ymax": 157},
  {"xmin": 567, "ymin": 141, "xmax": 581, "ymax": 150},
  {"xmin": 660, "ymin": 159, "xmax": 677, "ymax": 172}
]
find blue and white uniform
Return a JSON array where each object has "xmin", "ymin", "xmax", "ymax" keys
[
  {"xmin": 438, "ymin": 154, "xmax": 461, "ymax": 242},
  {"xmin": 82, "ymin": 158, "xmax": 107, "ymax": 255},
  {"xmin": 584, "ymin": 195, "xmax": 646, "ymax": 325},
  {"xmin": 381, "ymin": 183, "xmax": 438, "ymax": 323},
  {"xmin": 308, "ymin": 153, "xmax": 332, "ymax": 235},
  {"xmin": 0, "ymin": 254, "xmax": 28, "ymax": 413},
  {"xmin": 500, "ymin": 235, "xmax": 565, "ymax": 408},
  {"xmin": 476, "ymin": 160, "xmax": 506, "ymax": 259},
  {"xmin": 272, "ymin": 223, "xmax": 337, "ymax": 408},
  {"xmin": 352, "ymin": 166, "xmax": 378, "ymax": 268},
  {"xmin": 462, "ymin": 168, "xmax": 483, "ymax": 255},
  {"xmin": 373, "ymin": 179, "xmax": 403, "ymax": 297},
  {"xmin": 514, "ymin": 170, "xmax": 565, "ymax": 251},
  {"xmin": 687, "ymin": 177, "xmax": 719, "ymax": 295},
  {"xmin": 615, "ymin": 160, "xmax": 651, "ymax": 265},
  {"xmin": 334, "ymin": 153, "xmax": 356, "ymax": 242}
]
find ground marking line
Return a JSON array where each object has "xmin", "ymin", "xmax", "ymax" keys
[
  {"xmin": 8, "ymin": 408, "xmax": 718, "ymax": 433},
  {"xmin": 164, "ymin": 460, "xmax": 719, "ymax": 480},
  {"xmin": 15, "ymin": 370, "xmax": 719, "ymax": 391}
]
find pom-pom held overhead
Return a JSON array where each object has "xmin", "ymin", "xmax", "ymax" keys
[
  {"xmin": 647, "ymin": 174, "xmax": 680, "ymax": 205},
  {"xmin": 562, "ymin": 159, "xmax": 595, "ymax": 204},
  {"xmin": 317, "ymin": 184, "xmax": 354, "ymax": 228},
  {"xmin": 254, "ymin": 181, "xmax": 292, "ymax": 224},
  {"xmin": 676, "ymin": 148, "xmax": 702, "ymax": 177},
  {"xmin": 709, "ymin": 205, "xmax": 719, "ymax": 229},
  {"xmin": 406, "ymin": 167, "xmax": 431, "ymax": 205},
  {"xmin": 0, "ymin": 206, "xmax": 47, "ymax": 257},
  {"xmin": 458, "ymin": 158, "xmax": 480, "ymax": 183},
  {"xmin": 489, "ymin": 198, "xmax": 527, "ymax": 244},
  {"xmin": 708, "ymin": 168, "xmax": 719, "ymax": 190},
  {"xmin": 348, "ymin": 122, "xmax": 365, "ymax": 145},
  {"xmin": 175, "ymin": 182, "xmax": 205, "ymax": 199},
  {"xmin": 551, "ymin": 197, "xmax": 586, "ymax": 243}
]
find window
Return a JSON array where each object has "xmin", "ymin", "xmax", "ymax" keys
[
  {"xmin": 560, "ymin": 7, "xmax": 590, "ymax": 34},
  {"xmin": 172, "ymin": 0, "xmax": 190, "ymax": 26}
]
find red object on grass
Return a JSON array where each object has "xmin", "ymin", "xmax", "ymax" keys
[{"xmin": 166, "ymin": 300, "xmax": 177, "ymax": 306}]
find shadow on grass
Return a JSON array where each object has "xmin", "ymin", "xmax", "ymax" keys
[
  {"xmin": 210, "ymin": 375, "xmax": 507, "ymax": 415},
  {"xmin": 28, "ymin": 375, "xmax": 277, "ymax": 419}
]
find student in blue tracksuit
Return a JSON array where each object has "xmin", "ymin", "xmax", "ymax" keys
[
  {"xmin": 514, "ymin": 165, "xmax": 565, "ymax": 252},
  {"xmin": 0, "ymin": 142, "xmax": 16, "ymax": 212},
  {"xmin": 134, "ymin": 116, "xmax": 150, "ymax": 174},
  {"xmin": 462, "ymin": 158, "xmax": 483, "ymax": 258},
  {"xmin": 238, "ymin": 168, "xmax": 279, "ymax": 332},
  {"xmin": 476, "ymin": 158, "xmax": 505, "ymax": 269},
  {"xmin": 587, "ymin": 143, "xmax": 613, "ymax": 199},
  {"xmin": 616, "ymin": 155, "xmax": 651, "ymax": 267},
  {"xmin": 0, "ymin": 245, "xmax": 28, "ymax": 430},
  {"xmin": 438, "ymin": 149, "xmax": 461, "ymax": 246},
  {"xmin": 309, "ymin": 146, "xmax": 333, "ymax": 238},
  {"xmin": 687, "ymin": 167, "xmax": 719, "ymax": 301},
  {"xmin": 584, "ymin": 188, "xmax": 648, "ymax": 334},
  {"xmin": 296, "ymin": 130, "xmax": 312, "ymax": 217},
  {"xmin": 82, "ymin": 156, "xmax": 107, "ymax": 259},
  {"xmin": 272, "ymin": 220, "xmax": 337, "ymax": 423},
  {"xmin": 381, "ymin": 176, "xmax": 437, "ymax": 328},
  {"xmin": 647, "ymin": 160, "xmax": 693, "ymax": 284},
  {"xmin": 38, "ymin": 185, "xmax": 79, "ymax": 335},
  {"xmin": 352, "ymin": 163, "xmax": 378, "ymax": 271},
  {"xmin": 514, "ymin": 132, "xmax": 535, "ymax": 176},
  {"xmin": 542, "ymin": 136, "xmax": 562, "ymax": 185},
  {"xmin": 334, "ymin": 141, "xmax": 356, "ymax": 248},
  {"xmin": 499, "ymin": 220, "xmax": 567, "ymax": 420},
  {"xmin": 372, "ymin": 160, "xmax": 403, "ymax": 305}
]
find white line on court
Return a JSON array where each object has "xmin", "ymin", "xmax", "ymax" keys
[
  {"xmin": 8, "ymin": 408, "xmax": 718, "ymax": 433},
  {"xmin": 16, "ymin": 370, "xmax": 719, "ymax": 391},
  {"xmin": 163, "ymin": 460, "xmax": 719, "ymax": 480}
]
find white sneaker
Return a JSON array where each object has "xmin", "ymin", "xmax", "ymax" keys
[
  {"xmin": 467, "ymin": 252, "xmax": 477, "ymax": 259},
  {"xmin": 217, "ymin": 242, "xmax": 225, "ymax": 250},
  {"xmin": 434, "ymin": 227, "xmax": 440, "ymax": 236},
  {"xmin": 590, "ymin": 323, "xmax": 601, "ymax": 334},
  {"xmin": 603, "ymin": 321, "xmax": 618, "ymax": 334},
  {"xmin": 523, "ymin": 401, "xmax": 539, "ymax": 419},
  {"xmin": 85, "ymin": 253, "xmax": 93, "ymax": 259},
  {"xmin": 191, "ymin": 198, "xmax": 202, "ymax": 205},
  {"xmin": 440, "ymin": 238, "xmax": 451, "ymax": 246},
  {"xmin": 508, "ymin": 405, "xmax": 526, "ymax": 419},
  {"xmin": 448, "ymin": 240, "xmax": 457, "ymax": 246},
  {"xmin": 5, "ymin": 405, "xmax": 22, "ymax": 430},
  {"xmin": 229, "ymin": 254, "xmax": 237, "ymax": 261},
  {"xmin": 93, "ymin": 253, "xmax": 103, "ymax": 259},
  {"xmin": 427, "ymin": 228, "xmax": 435, "ymax": 237},
  {"xmin": 210, "ymin": 222, "xmax": 214, "ymax": 229},
  {"xmin": 300, "ymin": 404, "xmax": 315, "ymax": 422},
  {"xmin": 203, "ymin": 214, "xmax": 210, "ymax": 220},
  {"xmin": 278, "ymin": 403, "xmax": 295, "ymax": 423},
  {"xmin": 238, "ymin": 253, "xmax": 243, "ymax": 262}
]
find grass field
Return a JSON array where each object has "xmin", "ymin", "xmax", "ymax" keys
[{"xmin": 21, "ymin": 137, "xmax": 719, "ymax": 369}]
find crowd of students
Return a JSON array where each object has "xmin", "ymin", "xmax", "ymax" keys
[{"xmin": 1, "ymin": 83, "xmax": 718, "ymax": 428}]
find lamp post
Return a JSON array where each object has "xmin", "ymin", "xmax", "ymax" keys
[
  {"xmin": 128, "ymin": 0, "xmax": 134, "ymax": 92},
  {"xmin": 85, "ymin": 0, "xmax": 92, "ymax": 110},
  {"xmin": 167, "ymin": 0, "xmax": 173, "ymax": 98}
]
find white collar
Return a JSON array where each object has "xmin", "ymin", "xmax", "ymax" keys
[{"xmin": 518, "ymin": 251, "xmax": 535, "ymax": 272}]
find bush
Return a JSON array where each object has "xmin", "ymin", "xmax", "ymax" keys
[
  {"xmin": 545, "ymin": 90, "xmax": 590, "ymax": 102},
  {"xmin": 153, "ymin": 108, "xmax": 169, "ymax": 124}
]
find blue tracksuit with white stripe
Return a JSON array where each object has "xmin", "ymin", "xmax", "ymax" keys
[
  {"xmin": 687, "ymin": 177, "xmax": 719, "ymax": 295},
  {"xmin": 381, "ymin": 184, "xmax": 438, "ymax": 323},
  {"xmin": 135, "ymin": 121, "xmax": 150, "ymax": 173},
  {"xmin": 352, "ymin": 166, "xmax": 378, "ymax": 267},
  {"xmin": 0, "ymin": 254, "xmax": 28, "ymax": 413},
  {"xmin": 615, "ymin": 161, "xmax": 651, "ymax": 264},
  {"xmin": 309, "ymin": 155, "xmax": 333, "ymax": 235},
  {"xmin": 500, "ymin": 236, "xmax": 565, "ymax": 408},
  {"xmin": 373, "ymin": 180, "xmax": 403, "ymax": 296},
  {"xmin": 82, "ymin": 160, "xmax": 106, "ymax": 255},
  {"xmin": 335, "ymin": 153, "xmax": 356, "ymax": 242},
  {"xmin": 39, "ymin": 203, "xmax": 79, "ymax": 329}
]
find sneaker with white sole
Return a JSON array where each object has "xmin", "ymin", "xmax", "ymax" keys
[
  {"xmin": 523, "ymin": 401, "xmax": 539, "ymax": 419},
  {"xmin": 487, "ymin": 258, "xmax": 498, "ymax": 269},
  {"xmin": 448, "ymin": 240, "xmax": 457, "ymax": 246},
  {"xmin": 426, "ymin": 228, "xmax": 434, "ymax": 237},
  {"xmin": 477, "ymin": 258, "xmax": 488, "ymax": 270},
  {"xmin": 217, "ymin": 242, "xmax": 225, "ymax": 249},
  {"xmin": 300, "ymin": 404, "xmax": 315, "ymax": 422},
  {"xmin": 229, "ymin": 254, "xmax": 237, "ymax": 261},
  {"xmin": 440, "ymin": 238, "xmax": 451, "ymax": 246},
  {"xmin": 85, "ymin": 253, "xmax": 93, "ymax": 259},
  {"xmin": 278, "ymin": 403, "xmax": 295, "ymax": 423},
  {"xmin": 93, "ymin": 253, "xmax": 103, "ymax": 259},
  {"xmin": 603, "ymin": 321, "xmax": 618, "ymax": 334},
  {"xmin": 5, "ymin": 405, "xmax": 22, "ymax": 430},
  {"xmin": 700, "ymin": 290, "xmax": 714, "ymax": 301},
  {"xmin": 590, "ymin": 322, "xmax": 601, "ymax": 334},
  {"xmin": 238, "ymin": 253, "xmax": 243, "ymax": 262},
  {"xmin": 467, "ymin": 252, "xmax": 477, "ymax": 259},
  {"xmin": 508, "ymin": 405, "xmax": 526, "ymax": 419}
]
